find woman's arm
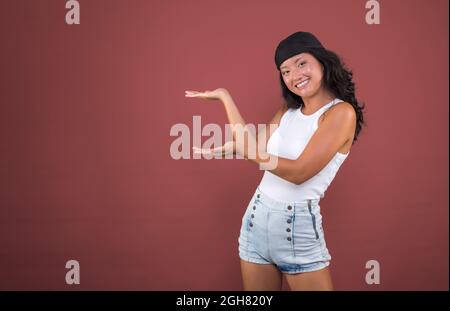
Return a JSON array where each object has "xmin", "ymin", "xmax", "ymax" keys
[
  {"xmin": 185, "ymin": 88, "xmax": 287, "ymax": 151},
  {"xmin": 220, "ymin": 90, "xmax": 290, "ymax": 159},
  {"xmin": 185, "ymin": 88, "xmax": 245, "ymax": 134},
  {"xmin": 217, "ymin": 88, "xmax": 246, "ymax": 133},
  {"xmin": 253, "ymin": 102, "xmax": 356, "ymax": 184},
  {"xmin": 186, "ymin": 89, "xmax": 355, "ymax": 185}
]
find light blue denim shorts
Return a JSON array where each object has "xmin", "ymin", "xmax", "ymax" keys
[{"xmin": 238, "ymin": 187, "xmax": 332, "ymax": 274}]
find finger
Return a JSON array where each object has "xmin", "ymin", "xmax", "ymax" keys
[
  {"xmin": 193, "ymin": 147, "xmax": 224, "ymax": 156},
  {"xmin": 185, "ymin": 90, "xmax": 208, "ymax": 94},
  {"xmin": 210, "ymin": 145, "xmax": 233, "ymax": 156},
  {"xmin": 193, "ymin": 146, "xmax": 231, "ymax": 156},
  {"xmin": 209, "ymin": 145, "xmax": 225, "ymax": 152},
  {"xmin": 193, "ymin": 147, "xmax": 212, "ymax": 155},
  {"xmin": 185, "ymin": 92, "xmax": 206, "ymax": 98}
]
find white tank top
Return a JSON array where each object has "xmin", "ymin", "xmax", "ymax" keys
[{"xmin": 258, "ymin": 98, "xmax": 350, "ymax": 202}]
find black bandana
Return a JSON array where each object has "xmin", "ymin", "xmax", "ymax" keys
[{"xmin": 274, "ymin": 32, "xmax": 325, "ymax": 69}]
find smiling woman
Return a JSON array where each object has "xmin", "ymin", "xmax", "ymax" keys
[
  {"xmin": 280, "ymin": 53, "xmax": 324, "ymax": 108},
  {"xmin": 184, "ymin": 31, "xmax": 366, "ymax": 291}
]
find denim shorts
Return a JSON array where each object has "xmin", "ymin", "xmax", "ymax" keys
[{"xmin": 238, "ymin": 187, "xmax": 332, "ymax": 274}]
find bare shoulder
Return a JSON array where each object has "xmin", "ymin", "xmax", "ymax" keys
[
  {"xmin": 322, "ymin": 101, "xmax": 356, "ymax": 125},
  {"xmin": 330, "ymin": 101, "xmax": 355, "ymax": 116}
]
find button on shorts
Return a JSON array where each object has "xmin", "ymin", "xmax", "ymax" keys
[{"xmin": 238, "ymin": 187, "xmax": 332, "ymax": 274}]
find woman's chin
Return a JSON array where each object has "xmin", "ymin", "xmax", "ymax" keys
[{"xmin": 293, "ymin": 88, "xmax": 310, "ymax": 97}]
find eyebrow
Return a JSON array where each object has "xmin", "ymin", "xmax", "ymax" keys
[{"xmin": 280, "ymin": 55, "xmax": 304, "ymax": 70}]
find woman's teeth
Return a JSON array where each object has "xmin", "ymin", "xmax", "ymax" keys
[{"xmin": 295, "ymin": 79, "xmax": 309, "ymax": 89}]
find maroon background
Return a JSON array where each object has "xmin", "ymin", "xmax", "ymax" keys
[{"xmin": 0, "ymin": 0, "xmax": 448, "ymax": 290}]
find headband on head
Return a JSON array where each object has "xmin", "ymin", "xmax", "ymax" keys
[{"xmin": 274, "ymin": 31, "xmax": 325, "ymax": 69}]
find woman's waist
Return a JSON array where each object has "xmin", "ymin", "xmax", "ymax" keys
[{"xmin": 258, "ymin": 172, "xmax": 324, "ymax": 204}]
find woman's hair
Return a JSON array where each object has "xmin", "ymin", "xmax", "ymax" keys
[{"xmin": 279, "ymin": 48, "xmax": 366, "ymax": 144}]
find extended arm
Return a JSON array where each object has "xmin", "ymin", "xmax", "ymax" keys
[
  {"xmin": 186, "ymin": 89, "xmax": 355, "ymax": 185},
  {"xmin": 220, "ymin": 90, "xmax": 288, "ymax": 153},
  {"xmin": 186, "ymin": 88, "xmax": 286, "ymax": 152}
]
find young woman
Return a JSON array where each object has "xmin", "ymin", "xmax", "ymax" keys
[{"xmin": 185, "ymin": 31, "xmax": 365, "ymax": 291}]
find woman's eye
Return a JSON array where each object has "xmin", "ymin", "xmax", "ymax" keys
[
  {"xmin": 282, "ymin": 71, "xmax": 289, "ymax": 76},
  {"xmin": 299, "ymin": 62, "xmax": 306, "ymax": 67}
]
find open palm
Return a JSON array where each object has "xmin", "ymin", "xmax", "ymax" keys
[{"xmin": 185, "ymin": 88, "xmax": 229, "ymax": 101}]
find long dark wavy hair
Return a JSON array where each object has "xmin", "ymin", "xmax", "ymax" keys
[{"xmin": 279, "ymin": 47, "xmax": 366, "ymax": 144}]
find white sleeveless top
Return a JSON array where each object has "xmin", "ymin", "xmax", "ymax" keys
[{"xmin": 258, "ymin": 98, "xmax": 350, "ymax": 202}]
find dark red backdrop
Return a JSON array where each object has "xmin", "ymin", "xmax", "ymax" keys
[{"xmin": 0, "ymin": 0, "xmax": 448, "ymax": 290}]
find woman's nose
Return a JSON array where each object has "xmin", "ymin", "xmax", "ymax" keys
[{"xmin": 291, "ymin": 67, "xmax": 304, "ymax": 79}]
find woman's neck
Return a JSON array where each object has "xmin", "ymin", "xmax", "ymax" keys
[{"xmin": 301, "ymin": 90, "xmax": 335, "ymax": 114}]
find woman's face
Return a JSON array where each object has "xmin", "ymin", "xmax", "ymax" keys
[{"xmin": 279, "ymin": 52, "xmax": 324, "ymax": 97}]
